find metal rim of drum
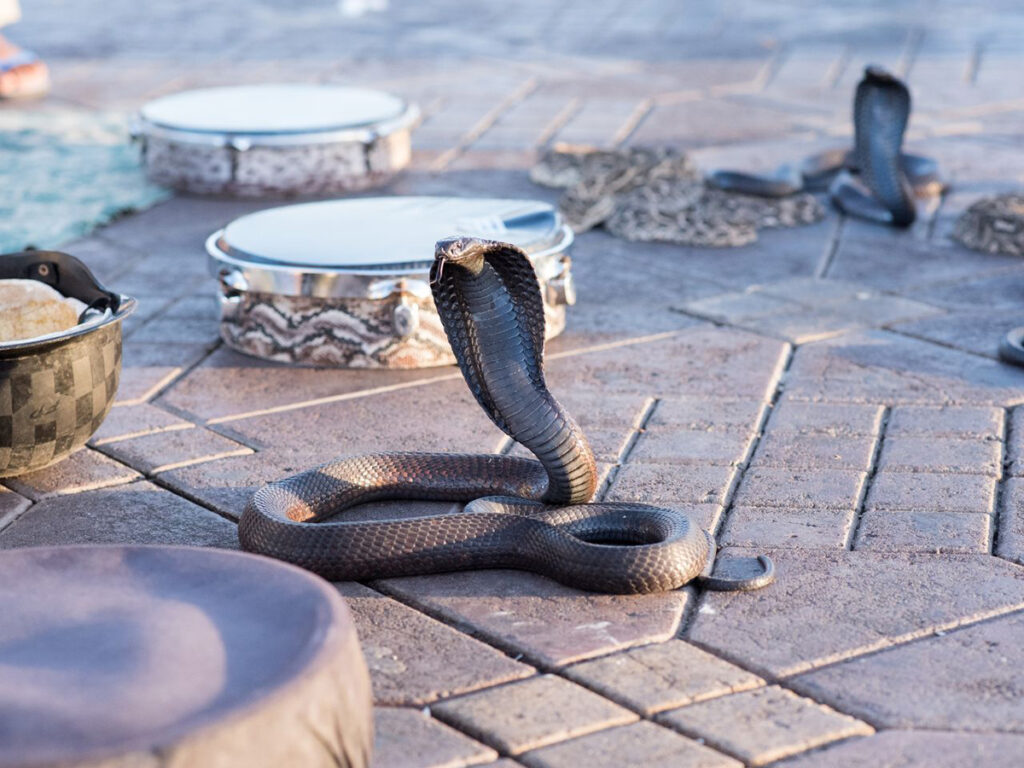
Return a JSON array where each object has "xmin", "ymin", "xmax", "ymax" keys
[
  {"xmin": 0, "ymin": 544, "xmax": 372, "ymax": 768},
  {"xmin": 207, "ymin": 224, "xmax": 574, "ymax": 300},
  {"xmin": 133, "ymin": 84, "xmax": 420, "ymax": 150},
  {"xmin": 204, "ymin": 197, "xmax": 576, "ymax": 368},
  {"xmin": 204, "ymin": 197, "xmax": 576, "ymax": 301}
]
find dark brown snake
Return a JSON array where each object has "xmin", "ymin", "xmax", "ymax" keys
[{"xmin": 239, "ymin": 237, "xmax": 773, "ymax": 594}]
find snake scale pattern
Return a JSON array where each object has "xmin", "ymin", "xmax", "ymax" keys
[
  {"xmin": 953, "ymin": 194, "xmax": 1024, "ymax": 257},
  {"xmin": 217, "ymin": 290, "xmax": 566, "ymax": 369},
  {"xmin": 531, "ymin": 145, "xmax": 824, "ymax": 247},
  {"xmin": 240, "ymin": 237, "xmax": 772, "ymax": 594}
]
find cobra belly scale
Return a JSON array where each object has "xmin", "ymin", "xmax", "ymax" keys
[{"xmin": 240, "ymin": 237, "xmax": 753, "ymax": 594}]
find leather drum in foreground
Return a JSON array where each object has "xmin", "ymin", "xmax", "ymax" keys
[
  {"xmin": 241, "ymin": 237, "xmax": 773, "ymax": 595},
  {"xmin": 0, "ymin": 250, "xmax": 134, "ymax": 478},
  {"xmin": 0, "ymin": 545, "xmax": 372, "ymax": 768}
]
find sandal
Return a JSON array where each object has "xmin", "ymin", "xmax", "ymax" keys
[{"xmin": 0, "ymin": 47, "xmax": 50, "ymax": 100}]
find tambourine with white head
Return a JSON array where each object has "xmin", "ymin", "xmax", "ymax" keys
[
  {"xmin": 206, "ymin": 197, "xmax": 576, "ymax": 368},
  {"xmin": 134, "ymin": 84, "xmax": 419, "ymax": 197}
]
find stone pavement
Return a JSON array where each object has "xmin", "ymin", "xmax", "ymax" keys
[{"xmin": 4, "ymin": 1, "xmax": 1024, "ymax": 765}]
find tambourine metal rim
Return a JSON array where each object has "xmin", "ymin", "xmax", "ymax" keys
[
  {"xmin": 0, "ymin": 296, "xmax": 136, "ymax": 357},
  {"xmin": 206, "ymin": 225, "xmax": 575, "ymax": 300},
  {"xmin": 131, "ymin": 102, "xmax": 420, "ymax": 149}
]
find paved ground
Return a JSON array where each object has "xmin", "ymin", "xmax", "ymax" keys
[{"xmin": 3, "ymin": 1, "xmax": 1024, "ymax": 765}]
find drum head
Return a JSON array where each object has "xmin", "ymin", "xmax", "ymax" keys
[
  {"xmin": 0, "ymin": 545, "xmax": 362, "ymax": 767},
  {"xmin": 140, "ymin": 84, "xmax": 407, "ymax": 135},
  {"xmin": 214, "ymin": 196, "xmax": 566, "ymax": 272}
]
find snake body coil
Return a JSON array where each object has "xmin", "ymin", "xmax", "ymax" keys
[
  {"xmin": 240, "ymin": 237, "xmax": 772, "ymax": 594},
  {"xmin": 707, "ymin": 67, "xmax": 942, "ymax": 229}
]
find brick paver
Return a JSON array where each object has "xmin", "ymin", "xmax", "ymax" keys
[
  {"xmin": 564, "ymin": 641, "xmax": 763, "ymax": 716},
  {"xmin": 379, "ymin": 569, "xmax": 690, "ymax": 667},
  {"xmin": 764, "ymin": 400, "xmax": 884, "ymax": 437},
  {"xmin": 750, "ymin": 432, "xmax": 877, "ymax": 471},
  {"xmin": 854, "ymin": 510, "xmax": 992, "ymax": 554},
  {"xmin": 731, "ymin": 467, "xmax": 867, "ymax": 510},
  {"xmin": 784, "ymin": 330, "xmax": 1024, "ymax": 405},
  {"xmin": 688, "ymin": 550, "xmax": 1024, "ymax": 677},
  {"xmin": 544, "ymin": 326, "xmax": 789, "ymax": 401},
  {"xmin": 720, "ymin": 507, "xmax": 854, "ymax": 550},
  {"xmin": 776, "ymin": 731, "xmax": 1024, "ymax": 767},
  {"xmin": 0, "ymin": 488, "xmax": 30, "ymax": 532},
  {"xmin": 520, "ymin": 721, "xmax": 740, "ymax": 768},
  {"xmin": 223, "ymin": 378, "xmax": 508, "ymax": 461},
  {"xmin": 793, "ymin": 611, "xmax": 1024, "ymax": 731},
  {"xmin": 864, "ymin": 471, "xmax": 997, "ymax": 514},
  {"xmin": 4, "ymin": 0, "xmax": 1024, "ymax": 764},
  {"xmin": 96, "ymin": 426, "xmax": 253, "ymax": 475},
  {"xmin": 0, "ymin": 482, "xmax": 237, "ymax": 550},
  {"xmin": 608, "ymin": 463, "xmax": 738, "ymax": 507},
  {"xmin": 997, "ymin": 478, "xmax": 1024, "ymax": 565},
  {"xmin": 630, "ymin": 428, "xmax": 756, "ymax": 466},
  {"xmin": 88, "ymin": 402, "xmax": 194, "ymax": 447},
  {"xmin": 5, "ymin": 448, "xmax": 141, "ymax": 500},
  {"xmin": 647, "ymin": 398, "xmax": 766, "ymax": 432},
  {"xmin": 432, "ymin": 675, "xmax": 637, "ymax": 755},
  {"xmin": 680, "ymin": 282, "xmax": 943, "ymax": 344},
  {"xmin": 659, "ymin": 686, "xmax": 872, "ymax": 766},
  {"xmin": 371, "ymin": 708, "xmax": 497, "ymax": 768},
  {"xmin": 886, "ymin": 405, "xmax": 1004, "ymax": 439},
  {"xmin": 876, "ymin": 436, "xmax": 1002, "ymax": 476},
  {"xmin": 338, "ymin": 583, "xmax": 533, "ymax": 708}
]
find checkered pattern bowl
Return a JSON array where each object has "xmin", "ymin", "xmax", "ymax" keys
[{"xmin": 0, "ymin": 251, "xmax": 134, "ymax": 478}]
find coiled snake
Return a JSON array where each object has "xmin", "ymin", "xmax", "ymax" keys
[
  {"xmin": 709, "ymin": 67, "xmax": 943, "ymax": 228},
  {"xmin": 240, "ymin": 237, "xmax": 773, "ymax": 594}
]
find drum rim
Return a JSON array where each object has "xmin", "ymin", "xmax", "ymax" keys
[
  {"xmin": 134, "ymin": 84, "xmax": 419, "ymax": 148},
  {"xmin": 0, "ymin": 544, "xmax": 354, "ymax": 767},
  {"xmin": 205, "ymin": 197, "xmax": 575, "ymax": 299}
]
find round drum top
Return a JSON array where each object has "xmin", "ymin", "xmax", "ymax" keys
[
  {"xmin": 0, "ymin": 545, "xmax": 350, "ymax": 767},
  {"xmin": 140, "ymin": 84, "xmax": 408, "ymax": 135},
  {"xmin": 213, "ymin": 196, "xmax": 568, "ymax": 272}
]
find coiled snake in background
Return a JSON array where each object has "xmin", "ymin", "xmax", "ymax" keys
[
  {"xmin": 240, "ymin": 237, "xmax": 773, "ymax": 594},
  {"xmin": 709, "ymin": 67, "xmax": 943, "ymax": 228}
]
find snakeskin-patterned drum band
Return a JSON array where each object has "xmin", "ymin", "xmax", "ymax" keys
[
  {"xmin": 218, "ymin": 290, "xmax": 567, "ymax": 369},
  {"xmin": 141, "ymin": 130, "xmax": 412, "ymax": 197}
]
